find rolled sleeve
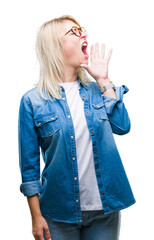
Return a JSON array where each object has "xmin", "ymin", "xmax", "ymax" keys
[
  {"xmin": 18, "ymin": 94, "xmax": 42, "ymax": 196},
  {"xmin": 102, "ymin": 85, "xmax": 131, "ymax": 135},
  {"xmin": 20, "ymin": 180, "xmax": 42, "ymax": 196},
  {"xmin": 102, "ymin": 85, "xmax": 129, "ymax": 115}
]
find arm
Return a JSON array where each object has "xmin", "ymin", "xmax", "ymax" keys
[
  {"xmin": 18, "ymin": 95, "xmax": 51, "ymax": 240},
  {"xmin": 80, "ymin": 42, "xmax": 130, "ymax": 135},
  {"xmin": 27, "ymin": 195, "xmax": 51, "ymax": 240},
  {"xmin": 97, "ymin": 78, "xmax": 131, "ymax": 135},
  {"xmin": 18, "ymin": 95, "xmax": 41, "ymax": 196}
]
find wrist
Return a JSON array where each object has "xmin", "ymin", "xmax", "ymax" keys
[
  {"xmin": 31, "ymin": 211, "xmax": 42, "ymax": 220},
  {"xmin": 96, "ymin": 77, "xmax": 111, "ymax": 88},
  {"xmin": 98, "ymin": 80, "xmax": 115, "ymax": 95}
]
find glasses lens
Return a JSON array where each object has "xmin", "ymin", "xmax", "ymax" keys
[
  {"xmin": 72, "ymin": 27, "xmax": 79, "ymax": 36},
  {"xmin": 72, "ymin": 27, "xmax": 87, "ymax": 36}
]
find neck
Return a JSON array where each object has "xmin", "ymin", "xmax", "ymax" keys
[{"xmin": 60, "ymin": 65, "xmax": 78, "ymax": 83}]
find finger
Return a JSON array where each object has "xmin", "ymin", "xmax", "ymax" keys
[
  {"xmin": 44, "ymin": 225, "xmax": 51, "ymax": 240},
  {"xmin": 101, "ymin": 43, "xmax": 105, "ymax": 58},
  {"xmin": 106, "ymin": 48, "xmax": 113, "ymax": 64},
  {"xmin": 36, "ymin": 234, "xmax": 44, "ymax": 240},
  {"xmin": 33, "ymin": 232, "xmax": 44, "ymax": 240},
  {"xmin": 90, "ymin": 44, "xmax": 94, "ymax": 64},
  {"xmin": 94, "ymin": 42, "xmax": 99, "ymax": 58},
  {"xmin": 40, "ymin": 237, "xmax": 45, "ymax": 240}
]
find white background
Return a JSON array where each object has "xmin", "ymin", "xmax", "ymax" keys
[{"xmin": 0, "ymin": 0, "xmax": 154, "ymax": 239}]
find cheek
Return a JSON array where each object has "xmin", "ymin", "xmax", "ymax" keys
[{"xmin": 63, "ymin": 42, "xmax": 80, "ymax": 58}]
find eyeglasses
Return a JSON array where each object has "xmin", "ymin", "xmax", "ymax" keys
[{"xmin": 63, "ymin": 26, "xmax": 87, "ymax": 37}]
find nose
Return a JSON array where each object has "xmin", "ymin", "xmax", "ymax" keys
[{"xmin": 81, "ymin": 31, "xmax": 88, "ymax": 38}]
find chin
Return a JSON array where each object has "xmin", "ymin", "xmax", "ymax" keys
[
  {"xmin": 81, "ymin": 57, "xmax": 89, "ymax": 64},
  {"xmin": 76, "ymin": 56, "xmax": 89, "ymax": 69}
]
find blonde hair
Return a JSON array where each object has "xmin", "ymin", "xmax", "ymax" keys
[{"xmin": 35, "ymin": 15, "xmax": 92, "ymax": 101}]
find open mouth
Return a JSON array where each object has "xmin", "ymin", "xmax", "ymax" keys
[{"xmin": 81, "ymin": 43, "xmax": 89, "ymax": 57}]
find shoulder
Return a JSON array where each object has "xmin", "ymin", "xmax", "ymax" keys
[{"xmin": 19, "ymin": 86, "xmax": 47, "ymax": 107}]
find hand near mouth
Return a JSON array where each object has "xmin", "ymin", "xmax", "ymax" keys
[{"xmin": 80, "ymin": 42, "xmax": 112, "ymax": 83}]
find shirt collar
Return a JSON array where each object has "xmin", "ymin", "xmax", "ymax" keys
[
  {"xmin": 60, "ymin": 75, "xmax": 89, "ymax": 91},
  {"xmin": 77, "ymin": 75, "xmax": 88, "ymax": 91}
]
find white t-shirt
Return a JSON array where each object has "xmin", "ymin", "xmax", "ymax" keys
[{"xmin": 58, "ymin": 80, "xmax": 103, "ymax": 211}]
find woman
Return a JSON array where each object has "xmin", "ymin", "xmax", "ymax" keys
[{"xmin": 18, "ymin": 15, "xmax": 136, "ymax": 240}]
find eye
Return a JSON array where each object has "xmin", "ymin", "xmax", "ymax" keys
[
  {"xmin": 78, "ymin": 30, "xmax": 81, "ymax": 35},
  {"xmin": 72, "ymin": 28, "xmax": 78, "ymax": 34}
]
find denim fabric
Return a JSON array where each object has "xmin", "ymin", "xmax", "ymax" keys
[
  {"xmin": 43, "ymin": 210, "xmax": 121, "ymax": 240},
  {"xmin": 18, "ymin": 76, "xmax": 136, "ymax": 223}
]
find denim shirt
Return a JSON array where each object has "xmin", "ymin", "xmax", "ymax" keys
[{"xmin": 18, "ymin": 76, "xmax": 136, "ymax": 223}]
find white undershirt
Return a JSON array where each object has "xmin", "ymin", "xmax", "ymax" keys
[{"xmin": 58, "ymin": 80, "xmax": 103, "ymax": 211}]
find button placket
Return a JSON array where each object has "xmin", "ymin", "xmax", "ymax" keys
[{"xmin": 61, "ymin": 90, "xmax": 81, "ymax": 218}]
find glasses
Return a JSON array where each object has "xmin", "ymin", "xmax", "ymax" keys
[{"xmin": 63, "ymin": 26, "xmax": 87, "ymax": 37}]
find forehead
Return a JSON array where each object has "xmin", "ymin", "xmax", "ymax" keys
[{"xmin": 62, "ymin": 20, "xmax": 79, "ymax": 33}]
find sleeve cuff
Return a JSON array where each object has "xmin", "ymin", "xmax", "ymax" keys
[
  {"xmin": 102, "ymin": 85, "xmax": 129, "ymax": 115},
  {"xmin": 20, "ymin": 180, "xmax": 42, "ymax": 196}
]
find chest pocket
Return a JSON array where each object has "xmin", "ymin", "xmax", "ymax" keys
[
  {"xmin": 34, "ymin": 113, "xmax": 60, "ymax": 138},
  {"xmin": 92, "ymin": 101, "xmax": 109, "ymax": 120}
]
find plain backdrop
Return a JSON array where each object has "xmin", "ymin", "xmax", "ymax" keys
[{"xmin": 0, "ymin": 0, "xmax": 154, "ymax": 239}]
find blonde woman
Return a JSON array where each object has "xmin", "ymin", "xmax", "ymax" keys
[{"xmin": 18, "ymin": 15, "xmax": 136, "ymax": 240}]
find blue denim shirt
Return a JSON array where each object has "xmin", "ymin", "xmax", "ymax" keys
[{"xmin": 18, "ymin": 76, "xmax": 136, "ymax": 223}]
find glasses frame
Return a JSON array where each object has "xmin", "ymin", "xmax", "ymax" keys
[{"xmin": 63, "ymin": 26, "xmax": 87, "ymax": 37}]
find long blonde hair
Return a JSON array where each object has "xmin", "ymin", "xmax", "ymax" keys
[{"xmin": 35, "ymin": 15, "xmax": 91, "ymax": 101}]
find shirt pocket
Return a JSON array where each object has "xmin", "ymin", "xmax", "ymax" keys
[
  {"xmin": 34, "ymin": 113, "xmax": 60, "ymax": 138},
  {"xmin": 92, "ymin": 101, "xmax": 109, "ymax": 120}
]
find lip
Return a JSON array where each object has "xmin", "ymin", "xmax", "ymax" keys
[
  {"xmin": 81, "ymin": 41, "xmax": 88, "ymax": 49},
  {"xmin": 81, "ymin": 41, "xmax": 89, "ymax": 58}
]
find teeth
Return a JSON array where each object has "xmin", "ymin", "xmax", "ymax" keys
[{"xmin": 82, "ymin": 43, "xmax": 87, "ymax": 47}]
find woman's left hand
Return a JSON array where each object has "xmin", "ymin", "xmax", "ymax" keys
[{"xmin": 80, "ymin": 42, "xmax": 113, "ymax": 82}]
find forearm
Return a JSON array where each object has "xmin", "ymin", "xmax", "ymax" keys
[
  {"xmin": 27, "ymin": 194, "xmax": 42, "ymax": 219},
  {"xmin": 101, "ymin": 84, "xmax": 131, "ymax": 135},
  {"xmin": 97, "ymin": 77, "xmax": 117, "ymax": 99},
  {"xmin": 27, "ymin": 195, "xmax": 51, "ymax": 239}
]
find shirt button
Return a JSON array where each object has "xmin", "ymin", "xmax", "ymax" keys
[
  {"xmin": 86, "ymin": 111, "xmax": 89, "ymax": 114},
  {"xmin": 94, "ymin": 150, "xmax": 97, "ymax": 154},
  {"xmin": 67, "ymin": 115, "xmax": 71, "ymax": 118},
  {"xmin": 101, "ymin": 192, "xmax": 105, "ymax": 195},
  {"xmin": 71, "ymin": 136, "xmax": 74, "ymax": 139},
  {"xmin": 97, "ymin": 170, "xmax": 100, "ymax": 173},
  {"xmin": 72, "ymin": 157, "xmax": 76, "ymax": 160},
  {"xmin": 76, "ymin": 199, "xmax": 79, "ymax": 202},
  {"xmin": 91, "ymin": 130, "xmax": 94, "ymax": 134},
  {"xmin": 74, "ymin": 177, "xmax": 77, "ymax": 180}
]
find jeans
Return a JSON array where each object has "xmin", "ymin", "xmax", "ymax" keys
[{"xmin": 43, "ymin": 209, "xmax": 121, "ymax": 240}]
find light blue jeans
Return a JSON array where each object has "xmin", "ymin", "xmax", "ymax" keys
[{"xmin": 43, "ymin": 209, "xmax": 121, "ymax": 240}]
